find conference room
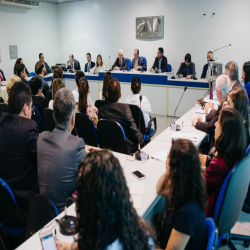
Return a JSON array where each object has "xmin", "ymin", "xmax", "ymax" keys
[{"xmin": 1, "ymin": 0, "xmax": 250, "ymax": 249}]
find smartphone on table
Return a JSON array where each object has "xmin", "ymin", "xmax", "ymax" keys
[
  {"xmin": 40, "ymin": 230, "xmax": 57, "ymax": 250},
  {"xmin": 131, "ymin": 170, "xmax": 146, "ymax": 180}
]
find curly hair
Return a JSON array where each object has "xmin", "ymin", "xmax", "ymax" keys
[
  {"xmin": 76, "ymin": 150, "xmax": 154, "ymax": 250},
  {"xmin": 166, "ymin": 139, "xmax": 206, "ymax": 211}
]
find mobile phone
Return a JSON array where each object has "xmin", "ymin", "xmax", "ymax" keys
[
  {"xmin": 132, "ymin": 170, "xmax": 146, "ymax": 180},
  {"xmin": 40, "ymin": 230, "xmax": 57, "ymax": 250}
]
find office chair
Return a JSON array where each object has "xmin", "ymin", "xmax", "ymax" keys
[
  {"xmin": 206, "ymin": 218, "xmax": 216, "ymax": 250},
  {"xmin": 140, "ymin": 56, "xmax": 147, "ymax": 70},
  {"xmin": 43, "ymin": 108, "xmax": 55, "ymax": 132},
  {"xmin": 0, "ymin": 103, "xmax": 9, "ymax": 115},
  {"xmin": 167, "ymin": 64, "xmax": 172, "ymax": 73},
  {"xmin": 32, "ymin": 106, "xmax": 44, "ymax": 133},
  {"xmin": 126, "ymin": 58, "xmax": 131, "ymax": 70},
  {"xmin": 29, "ymin": 72, "xmax": 37, "ymax": 77}
]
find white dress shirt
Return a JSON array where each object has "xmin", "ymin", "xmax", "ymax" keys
[
  {"xmin": 126, "ymin": 93, "xmax": 151, "ymax": 126},
  {"xmin": 90, "ymin": 64, "xmax": 106, "ymax": 74},
  {"xmin": 72, "ymin": 89, "xmax": 94, "ymax": 106}
]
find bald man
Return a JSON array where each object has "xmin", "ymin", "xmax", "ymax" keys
[{"xmin": 66, "ymin": 54, "xmax": 81, "ymax": 72}]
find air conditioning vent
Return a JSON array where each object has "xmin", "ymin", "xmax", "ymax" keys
[{"xmin": 0, "ymin": 0, "xmax": 41, "ymax": 8}]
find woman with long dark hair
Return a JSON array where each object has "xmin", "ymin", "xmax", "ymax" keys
[
  {"xmin": 90, "ymin": 54, "xmax": 106, "ymax": 74},
  {"xmin": 205, "ymin": 107, "xmax": 246, "ymax": 217},
  {"xmin": 76, "ymin": 77, "xmax": 98, "ymax": 126},
  {"xmin": 48, "ymin": 78, "xmax": 65, "ymax": 109},
  {"xmin": 56, "ymin": 151, "xmax": 155, "ymax": 250},
  {"xmin": 102, "ymin": 71, "xmax": 112, "ymax": 100},
  {"xmin": 156, "ymin": 139, "xmax": 207, "ymax": 250},
  {"xmin": 14, "ymin": 58, "xmax": 30, "ymax": 77},
  {"xmin": 242, "ymin": 61, "xmax": 250, "ymax": 104}
]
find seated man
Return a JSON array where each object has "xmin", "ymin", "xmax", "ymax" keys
[
  {"xmin": 98, "ymin": 78, "xmax": 142, "ymax": 144},
  {"xmin": 192, "ymin": 75, "xmax": 231, "ymax": 149},
  {"xmin": 201, "ymin": 51, "xmax": 214, "ymax": 79},
  {"xmin": 16, "ymin": 64, "xmax": 28, "ymax": 84},
  {"xmin": 29, "ymin": 76, "xmax": 48, "ymax": 115},
  {"xmin": 66, "ymin": 54, "xmax": 81, "ymax": 72},
  {"xmin": 0, "ymin": 68, "xmax": 6, "ymax": 81},
  {"xmin": 85, "ymin": 53, "xmax": 95, "ymax": 72},
  {"xmin": 72, "ymin": 70, "xmax": 94, "ymax": 105},
  {"xmin": 38, "ymin": 53, "xmax": 51, "ymax": 75},
  {"xmin": 0, "ymin": 82, "xmax": 39, "ymax": 225},
  {"xmin": 112, "ymin": 49, "xmax": 127, "ymax": 71},
  {"xmin": 151, "ymin": 47, "xmax": 168, "ymax": 73},
  {"xmin": 35, "ymin": 61, "xmax": 50, "ymax": 97},
  {"xmin": 37, "ymin": 88, "xmax": 93, "ymax": 212},
  {"xmin": 131, "ymin": 49, "xmax": 146, "ymax": 71},
  {"xmin": 177, "ymin": 53, "xmax": 195, "ymax": 79}
]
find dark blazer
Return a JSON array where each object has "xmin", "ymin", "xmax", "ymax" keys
[
  {"xmin": 37, "ymin": 128, "xmax": 87, "ymax": 212},
  {"xmin": 151, "ymin": 56, "xmax": 168, "ymax": 72},
  {"xmin": 131, "ymin": 57, "xmax": 147, "ymax": 71},
  {"xmin": 0, "ymin": 113, "xmax": 39, "ymax": 210},
  {"xmin": 21, "ymin": 77, "xmax": 28, "ymax": 85},
  {"xmin": 177, "ymin": 62, "xmax": 196, "ymax": 78},
  {"xmin": 85, "ymin": 61, "xmax": 95, "ymax": 72},
  {"xmin": 32, "ymin": 96, "xmax": 48, "ymax": 116},
  {"xmin": 66, "ymin": 59, "xmax": 81, "ymax": 70},
  {"xmin": 98, "ymin": 102, "xmax": 142, "ymax": 144},
  {"xmin": 195, "ymin": 103, "xmax": 223, "ymax": 149},
  {"xmin": 0, "ymin": 69, "xmax": 6, "ymax": 81},
  {"xmin": 37, "ymin": 75, "xmax": 49, "ymax": 97},
  {"xmin": 112, "ymin": 57, "xmax": 127, "ymax": 71},
  {"xmin": 201, "ymin": 63, "xmax": 212, "ymax": 79}
]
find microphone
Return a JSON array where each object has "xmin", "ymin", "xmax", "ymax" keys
[
  {"xmin": 211, "ymin": 44, "xmax": 231, "ymax": 57},
  {"xmin": 135, "ymin": 95, "xmax": 149, "ymax": 161},
  {"xmin": 109, "ymin": 56, "xmax": 112, "ymax": 71},
  {"xmin": 170, "ymin": 86, "xmax": 187, "ymax": 131}
]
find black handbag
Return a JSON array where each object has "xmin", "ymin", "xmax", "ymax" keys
[{"xmin": 206, "ymin": 146, "xmax": 216, "ymax": 169}]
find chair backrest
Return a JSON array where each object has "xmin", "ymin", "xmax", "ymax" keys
[
  {"xmin": 246, "ymin": 144, "xmax": 250, "ymax": 156},
  {"xmin": 140, "ymin": 56, "xmax": 147, "ymax": 69},
  {"xmin": 32, "ymin": 106, "xmax": 44, "ymax": 133},
  {"xmin": 97, "ymin": 119, "xmax": 128, "ymax": 154},
  {"xmin": 206, "ymin": 218, "xmax": 216, "ymax": 250},
  {"xmin": 214, "ymin": 155, "xmax": 250, "ymax": 234},
  {"xmin": 0, "ymin": 103, "xmax": 9, "ymax": 115},
  {"xmin": 0, "ymin": 178, "xmax": 17, "ymax": 224},
  {"xmin": 74, "ymin": 113, "xmax": 98, "ymax": 147},
  {"xmin": 167, "ymin": 64, "xmax": 172, "ymax": 72},
  {"xmin": 126, "ymin": 58, "xmax": 131, "ymax": 70},
  {"xmin": 95, "ymin": 100, "xmax": 108, "ymax": 110},
  {"xmin": 26, "ymin": 194, "xmax": 59, "ymax": 239},
  {"xmin": 43, "ymin": 108, "xmax": 55, "ymax": 132},
  {"xmin": 242, "ymin": 143, "xmax": 250, "ymax": 213},
  {"xmin": 128, "ymin": 104, "xmax": 145, "ymax": 134},
  {"xmin": 29, "ymin": 72, "xmax": 37, "ymax": 77}
]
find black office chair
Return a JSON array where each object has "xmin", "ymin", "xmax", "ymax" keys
[
  {"xmin": 129, "ymin": 104, "xmax": 157, "ymax": 143},
  {"xmin": 95, "ymin": 100, "xmax": 108, "ymax": 110},
  {"xmin": 0, "ymin": 103, "xmax": 9, "ymax": 115},
  {"xmin": 0, "ymin": 97, "xmax": 4, "ymax": 103},
  {"xmin": 31, "ymin": 106, "xmax": 44, "ymax": 133},
  {"xmin": 26, "ymin": 194, "xmax": 59, "ymax": 239},
  {"xmin": 97, "ymin": 119, "xmax": 137, "ymax": 155},
  {"xmin": 74, "ymin": 113, "xmax": 98, "ymax": 147},
  {"xmin": 43, "ymin": 108, "xmax": 55, "ymax": 132}
]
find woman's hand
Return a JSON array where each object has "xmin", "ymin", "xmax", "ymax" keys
[{"xmin": 56, "ymin": 241, "xmax": 72, "ymax": 250}]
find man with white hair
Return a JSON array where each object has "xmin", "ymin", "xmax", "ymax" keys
[
  {"xmin": 192, "ymin": 74, "xmax": 231, "ymax": 149},
  {"xmin": 112, "ymin": 49, "xmax": 127, "ymax": 70}
]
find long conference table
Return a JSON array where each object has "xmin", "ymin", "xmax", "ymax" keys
[
  {"xmin": 0, "ymin": 70, "xmax": 209, "ymax": 117},
  {"xmin": 16, "ymin": 106, "xmax": 207, "ymax": 250}
]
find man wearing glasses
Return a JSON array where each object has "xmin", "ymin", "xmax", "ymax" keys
[
  {"xmin": 151, "ymin": 47, "xmax": 168, "ymax": 73},
  {"xmin": 38, "ymin": 53, "xmax": 51, "ymax": 75}
]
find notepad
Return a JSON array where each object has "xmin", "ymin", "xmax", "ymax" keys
[
  {"xmin": 151, "ymin": 150, "xmax": 168, "ymax": 162},
  {"xmin": 131, "ymin": 195, "xmax": 143, "ymax": 209},
  {"xmin": 172, "ymin": 132, "xmax": 200, "ymax": 142}
]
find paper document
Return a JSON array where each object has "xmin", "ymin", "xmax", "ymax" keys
[
  {"xmin": 130, "ymin": 183, "xmax": 144, "ymax": 195},
  {"xmin": 204, "ymin": 97, "xmax": 220, "ymax": 106},
  {"xmin": 151, "ymin": 150, "xmax": 168, "ymax": 162},
  {"xmin": 172, "ymin": 132, "xmax": 200, "ymax": 142},
  {"xmin": 195, "ymin": 108, "xmax": 206, "ymax": 114},
  {"xmin": 131, "ymin": 195, "xmax": 143, "ymax": 209}
]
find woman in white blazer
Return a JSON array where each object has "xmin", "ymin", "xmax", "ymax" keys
[{"xmin": 90, "ymin": 54, "xmax": 106, "ymax": 73}]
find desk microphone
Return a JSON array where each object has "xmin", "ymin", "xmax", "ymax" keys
[
  {"xmin": 211, "ymin": 44, "xmax": 231, "ymax": 57},
  {"xmin": 135, "ymin": 95, "xmax": 149, "ymax": 161},
  {"xmin": 170, "ymin": 86, "xmax": 187, "ymax": 131},
  {"xmin": 109, "ymin": 56, "xmax": 112, "ymax": 71}
]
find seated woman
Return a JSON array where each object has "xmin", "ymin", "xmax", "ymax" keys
[
  {"xmin": 224, "ymin": 87, "xmax": 250, "ymax": 145},
  {"xmin": 49, "ymin": 78, "xmax": 65, "ymax": 109},
  {"xmin": 14, "ymin": 58, "xmax": 29, "ymax": 77},
  {"xmin": 156, "ymin": 139, "xmax": 207, "ymax": 250},
  {"xmin": 242, "ymin": 61, "xmax": 250, "ymax": 104},
  {"xmin": 56, "ymin": 151, "xmax": 155, "ymax": 250},
  {"xmin": 76, "ymin": 77, "xmax": 98, "ymax": 126},
  {"xmin": 5, "ymin": 75, "xmax": 21, "ymax": 103},
  {"xmin": 102, "ymin": 71, "xmax": 112, "ymax": 100},
  {"xmin": 205, "ymin": 107, "xmax": 246, "ymax": 217},
  {"xmin": 126, "ymin": 77, "xmax": 151, "ymax": 126},
  {"xmin": 90, "ymin": 54, "xmax": 105, "ymax": 74}
]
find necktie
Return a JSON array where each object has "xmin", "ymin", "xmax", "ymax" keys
[
  {"xmin": 88, "ymin": 63, "xmax": 90, "ymax": 72},
  {"xmin": 135, "ymin": 60, "xmax": 137, "ymax": 70},
  {"xmin": 159, "ymin": 59, "xmax": 161, "ymax": 70},
  {"xmin": 0, "ymin": 74, "xmax": 3, "ymax": 81},
  {"xmin": 120, "ymin": 61, "xmax": 122, "ymax": 67}
]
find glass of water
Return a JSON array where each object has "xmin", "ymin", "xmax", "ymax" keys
[{"xmin": 141, "ymin": 152, "xmax": 148, "ymax": 169}]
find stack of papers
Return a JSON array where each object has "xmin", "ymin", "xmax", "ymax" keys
[
  {"xmin": 151, "ymin": 150, "xmax": 168, "ymax": 162},
  {"xmin": 130, "ymin": 183, "xmax": 144, "ymax": 209},
  {"xmin": 172, "ymin": 132, "xmax": 200, "ymax": 142}
]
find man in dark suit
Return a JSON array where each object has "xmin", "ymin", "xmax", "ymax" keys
[
  {"xmin": 151, "ymin": 47, "xmax": 168, "ymax": 73},
  {"xmin": 16, "ymin": 64, "xmax": 28, "ymax": 84},
  {"xmin": 35, "ymin": 61, "xmax": 50, "ymax": 97},
  {"xmin": 99, "ymin": 78, "xmax": 142, "ymax": 144},
  {"xmin": 37, "ymin": 88, "xmax": 95, "ymax": 212},
  {"xmin": 177, "ymin": 53, "xmax": 196, "ymax": 79},
  {"xmin": 85, "ymin": 53, "xmax": 95, "ymax": 72},
  {"xmin": 201, "ymin": 51, "xmax": 213, "ymax": 79},
  {"xmin": 112, "ymin": 49, "xmax": 127, "ymax": 71},
  {"xmin": 0, "ymin": 69, "xmax": 6, "ymax": 81},
  {"xmin": 66, "ymin": 54, "xmax": 81, "ymax": 72},
  {"xmin": 0, "ymin": 82, "xmax": 39, "ymax": 225},
  {"xmin": 131, "ymin": 49, "xmax": 146, "ymax": 71},
  {"xmin": 37, "ymin": 53, "xmax": 51, "ymax": 75}
]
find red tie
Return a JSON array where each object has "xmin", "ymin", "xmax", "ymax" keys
[{"xmin": 0, "ymin": 74, "xmax": 3, "ymax": 81}]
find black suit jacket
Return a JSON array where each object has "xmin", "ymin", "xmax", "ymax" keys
[
  {"xmin": 201, "ymin": 64, "xmax": 211, "ymax": 79},
  {"xmin": 32, "ymin": 96, "xmax": 48, "ymax": 116},
  {"xmin": 85, "ymin": 61, "xmax": 95, "ymax": 72},
  {"xmin": 177, "ymin": 62, "xmax": 196, "ymax": 78},
  {"xmin": 152, "ymin": 56, "xmax": 168, "ymax": 72},
  {"xmin": 0, "ymin": 69, "xmax": 6, "ymax": 81},
  {"xmin": 112, "ymin": 57, "xmax": 127, "ymax": 70},
  {"xmin": 66, "ymin": 59, "xmax": 81, "ymax": 70},
  {"xmin": 98, "ymin": 102, "xmax": 142, "ymax": 143},
  {"xmin": 21, "ymin": 77, "xmax": 28, "ymax": 85},
  {"xmin": 0, "ymin": 113, "xmax": 39, "ymax": 210}
]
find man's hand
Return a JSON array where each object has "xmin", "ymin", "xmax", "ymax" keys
[
  {"xmin": 72, "ymin": 69, "xmax": 76, "ymax": 73},
  {"xmin": 179, "ymin": 74, "xmax": 183, "ymax": 78},
  {"xmin": 67, "ymin": 62, "xmax": 71, "ymax": 66},
  {"xmin": 204, "ymin": 102, "xmax": 214, "ymax": 113},
  {"xmin": 186, "ymin": 75, "xmax": 192, "ymax": 79},
  {"xmin": 196, "ymin": 115, "xmax": 203, "ymax": 122},
  {"xmin": 192, "ymin": 117, "xmax": 198, "ymax": 126},
  {"xmin": 155, "ymin": 68, "xmax": 159, "ymax": 73},
  {"xmin": 85, "ymin": 146, "xmax": 99, "ymax": 154},
  {"xmin": 137, "ymin": 66, "xmax": 142, "ymax": 69}
]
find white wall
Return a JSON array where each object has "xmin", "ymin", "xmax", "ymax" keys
[
  {"xmin": 0, "ymin": 2, "xmax": 59, "ymax": 79},
  {"xmin": 57, "ymin": 0, "xmax": 250, "ymax": 78}
]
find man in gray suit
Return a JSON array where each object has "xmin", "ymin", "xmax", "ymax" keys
[
  {"xmin": 66, "ymin": 54, "xmax": 81, "ymax": 72},
  {"xmin": 37, "ymin": 88, "xmax": 93, "ymax": 212}
]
